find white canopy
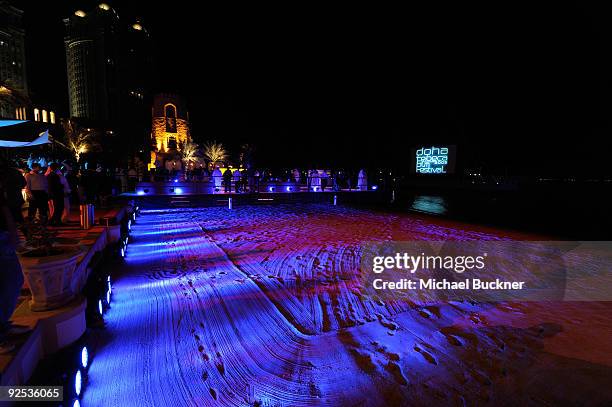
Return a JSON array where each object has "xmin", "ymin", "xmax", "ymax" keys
[{"xmin": 0, "ymin": 130, "xmax": 51, "ymax": 148}]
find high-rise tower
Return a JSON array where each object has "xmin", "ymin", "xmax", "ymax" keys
[
  {"xmin": 0, "ymin": 0, "xmax": 27, "ymax": 119},
  {"xmin": 64, "ymin": 4, "xmax": 122, "ymax": 122}
]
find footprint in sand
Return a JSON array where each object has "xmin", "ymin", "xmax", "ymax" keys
[
  {"xmin": 385, "ymin": 361, "xmax": 408, "ymax": 385},
  {"xmin": 414, "ymin": 345, "xmax": 437, "ymax": 365},
  {"xmin": 209, "ymin": 388, "xmax": 217, "ymax": 400}
]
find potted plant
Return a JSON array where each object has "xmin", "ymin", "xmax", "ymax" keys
[{"xmin": 18, "ymin": 221, "xmax": 82, "ymax": 311}]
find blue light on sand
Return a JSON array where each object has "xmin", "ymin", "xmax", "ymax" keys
[
  {"xmin": 411, "ymin": 195, "xmax": 448, "ymax": 215},
  {"xmin": 137, "ymin": 191, "xmax": 145, "ymax": 196},
  {"xmin": 175, "ymin": 188, "xmax": 183, "ymax": 194}
]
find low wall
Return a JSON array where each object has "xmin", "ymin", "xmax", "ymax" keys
[
  {"xmin": 134, "ymin": 181, "xmax": 348, "ymax": 196},
  {"xmin": 1, "ymin": 205, "xmax": 132, "ymax": 386}
]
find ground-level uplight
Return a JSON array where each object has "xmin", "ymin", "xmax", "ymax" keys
[
  {"xmin": 74, "ymin": 369, "xmax": 82, "ymax": 397},
  {"xmin": 81, "ymin": 346, "xmax": 89, "ymax": 369}
]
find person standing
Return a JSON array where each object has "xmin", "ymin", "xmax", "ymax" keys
[
  {"xmin": 320, "ymin": 170, "xmax": 329, "ymax": 192},
  {"xmin": 292, "ymin": 169, "xmax": 300, "ymax": 184},
  {"xmin": 240, "ymin": 168, "xmax": 248, "ymax": 193},
  {"xmin": 46, "ymin": 163, "xmax": 64, "ymax": 226},
  {"xmin": 223, "ymin": 168, "xmax": 233, "ymax": 193},
  {"xmin": 44, "ymin": 165, "xmax": 55, "ymax": 218},
  {"xmin": 0, "ymin": 176, "xmax": 28, "ymax": 354},
  {"xmin": 233, "ymin": 168, "xmax": 242, "ymax": 193},
  {"xmin": 24, "ymin": 163, "xmax": 48, "ymax": 222},
  {"xmin": 358, "ymin": 168, "xmax": 368, "ymax": 191},
  {"xmin": 0, "ymin": 158, "xmax": 26, "ymax": 226},
  {"xmin": 212, "ymin": 166, "xmax": 223, "ymax": 191},
  {"xmin": 60, "ymin": 168, "xmax": 72, "ymax": 223}
]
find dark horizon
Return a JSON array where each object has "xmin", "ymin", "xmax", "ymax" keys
[{"xmin": 16, "ymin": 0, "xmax": 612, "ymax": 175}]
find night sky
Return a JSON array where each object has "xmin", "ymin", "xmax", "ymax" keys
[{"xmin": 16, "ymin": 1, "xmax": 612, "ymax": 175}]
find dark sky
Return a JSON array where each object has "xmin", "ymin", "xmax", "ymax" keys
[{"xmin": 16, "ymin": 1, "xmax": 612, "ymax": 175}]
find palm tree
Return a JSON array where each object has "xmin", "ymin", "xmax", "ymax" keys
[
  {"xmin": 203, "ymin": 141, "xmax": 227, "ymax": 169},
  {"xmin": 179, "ymin": 140, "xmax": 199, "ymax": 165},
  {"xmin": 55, "ymin": 119, "xmax": 99, "ymax": 162}
]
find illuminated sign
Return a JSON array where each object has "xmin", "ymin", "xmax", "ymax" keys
[{"xmin": 416, "ymin": 146, "xmax": 449, "ymax": 174}]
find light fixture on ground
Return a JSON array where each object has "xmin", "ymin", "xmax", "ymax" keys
[
  {"xmin": 81, "ymin": 346, "xmax": 89, "ymax": 369},
  {"xmin": 74, "ymin": 369, "xmax": 82, "ymax": 397}
]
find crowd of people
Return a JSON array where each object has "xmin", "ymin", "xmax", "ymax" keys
[
  {"xmin": 148, "ymin": 166, "xmax": 369, "ymax": 193},
  {"xmin": 0, "ymin": 156, "xmax": 124, "ymax": 228},
  {"xmin": 1, "ymin": 153, "xmax": 373, "ymax": 228}
]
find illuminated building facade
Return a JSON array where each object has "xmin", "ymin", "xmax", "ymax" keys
[
  {"xmin": 64, "ymin": 4, "xmax": 122, "ymax": 122},
  {"xmin": 151, "ymin": 93, "xmax": 191, "ymax": 154},
  {"xmin": 64, "ymin": 3, "xmax": 154, "ymax": 154},
  {"xmin": 0, "ymin": 1, "xmax": 27, "ymax": 119}
]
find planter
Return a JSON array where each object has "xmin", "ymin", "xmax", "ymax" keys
[{"xmin": 19, "ymin": 248, "xmax": 82, "ymax": 312}]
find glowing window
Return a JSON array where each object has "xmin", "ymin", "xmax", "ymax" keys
[
  {"xmin": 99, "ymin": 3, "xmax": 110, "ymax": 10},
  {"xmin": 50, "ymin": 111, "xmax": 56, "ymax": 124},
  {"xmin": 34, "ymin": 108, "xmax": 40, "ymax": 121},
  {"xmin": 74, "ymin": 10, "xmax": 86, "ymax": 17},
  {"xmin": 42, "ymin": 110, "xmax": 48, "ymax": 123}
]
